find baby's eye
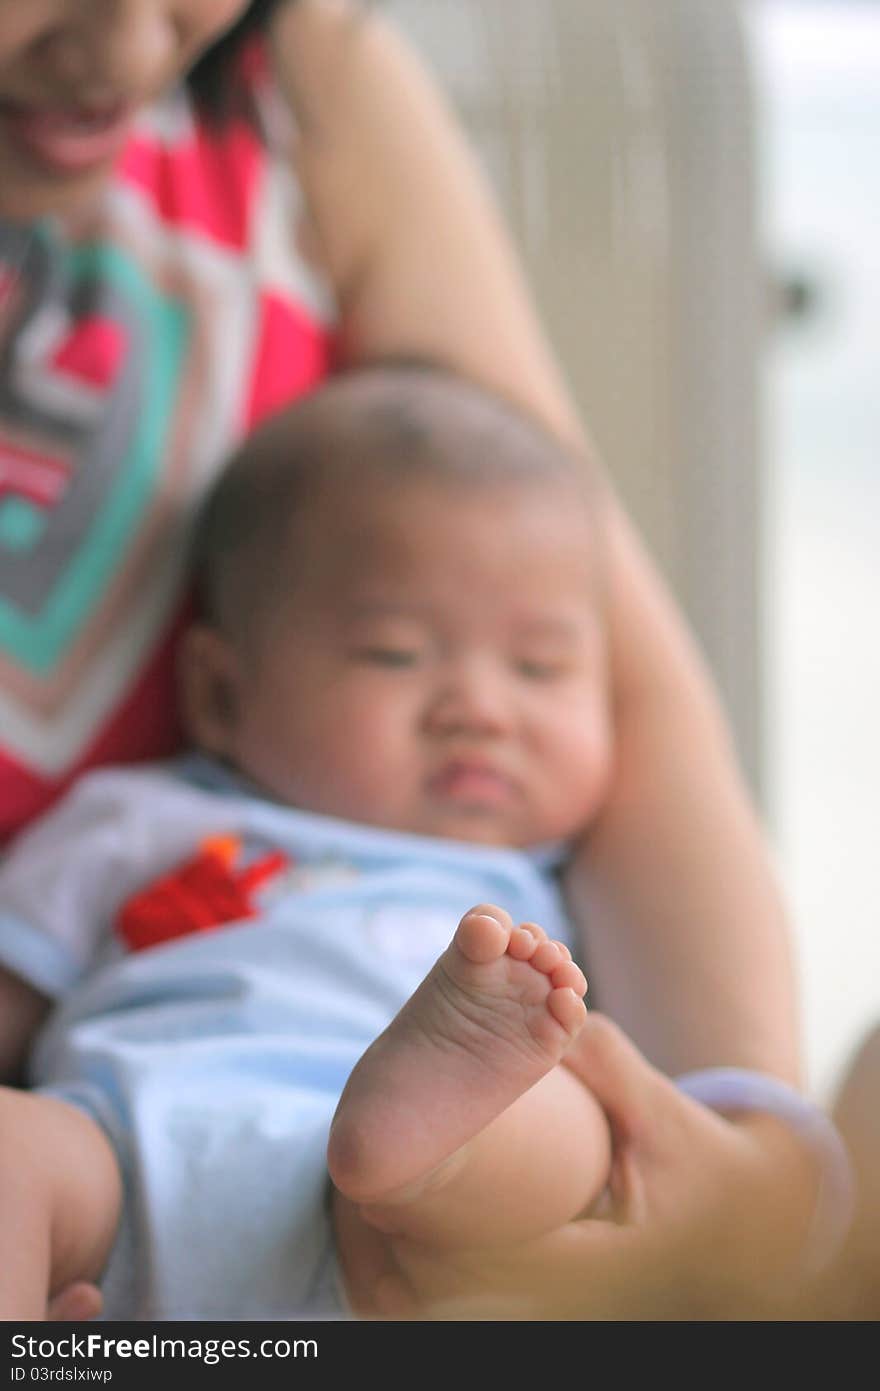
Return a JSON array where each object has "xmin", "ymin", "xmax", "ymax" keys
[{"xmin": 354, "ymin": 647, "xmax": 421, "ymax": 669}]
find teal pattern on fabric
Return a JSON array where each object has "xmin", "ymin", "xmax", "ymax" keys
[
  {"xmin": 0, "ymin": 239, "xmax": 189, "ymax": 674},
  {"xmin": 0, "ymin": 499, "xmax": 46, "ymax": 552}
]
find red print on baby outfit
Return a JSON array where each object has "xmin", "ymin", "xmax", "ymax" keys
[{"xmin": 115, "ymin": 835, "xmax": 289, "ymax": 952}]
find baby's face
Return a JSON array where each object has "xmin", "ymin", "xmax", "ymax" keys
[{"xmin": 222, "ymin": 476, "xmax": 612, "ymax": 848}]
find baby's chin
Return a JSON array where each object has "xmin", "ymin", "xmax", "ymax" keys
[
  {"xmin": 243, "ymin": 774, "xmax": 551, "ymax": 848},
  {"xmin": 401, "ymin": 808, "xmax": 549, "ymax": 851},
  {"xmin": 331, "ymin": 790, "xmax": 576, "ymax": 849}
]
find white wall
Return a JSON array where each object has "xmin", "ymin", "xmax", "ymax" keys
[{"xmin": 749, "ymin": 0, "xmax": 880, "ymax": 1098}]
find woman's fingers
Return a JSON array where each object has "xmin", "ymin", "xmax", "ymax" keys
[
  {"xmin": 561, "ymin": 1013, "xmax": 674, "ymax": 1142},
  {"xmin": 331, "ymin": 1190, "xmax": 406, "ymax": 1319},
  {"xmin": 46, "ymin": 1282, "xmax": 103, "ymax": 1321}
]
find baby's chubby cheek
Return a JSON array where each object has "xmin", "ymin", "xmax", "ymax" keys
[
  {"xmin": 282, "ymin": 728, "xmax": 414, "ymax": 826},
  {"xmin": 543, "ymin": 726, "xmax": 614, "ymax": 839}
]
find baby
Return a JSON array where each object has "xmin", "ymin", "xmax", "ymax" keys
[{"xmin": 0, "ymin": 364, "xmax": 615, "ymax": 1319}]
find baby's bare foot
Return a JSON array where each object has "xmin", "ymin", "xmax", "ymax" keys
[{"xmin": 327, "ymin": 904, "xmax": 586, "ymax": 1205}]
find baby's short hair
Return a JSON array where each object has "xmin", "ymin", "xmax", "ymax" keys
[{"xmin": 192, "ymin": 361, "xmax": 598, "ymax": 645}]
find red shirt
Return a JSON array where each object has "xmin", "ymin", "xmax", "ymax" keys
[{"xmin": 0, "ymin": 42, "xmax": 336, "ymax": 841}]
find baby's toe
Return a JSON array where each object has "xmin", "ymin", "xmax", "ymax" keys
[
  {"xmin": 507, "ymin": 923, "xmax": 545, "ymax": 961},
  {"xmin": 454, "ymin": 905, "xmax": 512, "ymax": 963},
  {"xmin": 549, "ymin": 959, "xmax": 587, "ymax": 997},
  {"xmin": 530, "ymin": 939, "xmax": 568, "ymax": 976},
  {"xmin": 548, "ymin": 987, "xmax": 588, "ymax": 1036}
]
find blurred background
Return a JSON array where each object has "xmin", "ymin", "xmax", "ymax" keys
[{"xmin": 387, "ymin": 0, "xmax": 879, "ymax": 1100}]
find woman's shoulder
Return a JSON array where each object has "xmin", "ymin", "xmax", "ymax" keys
[
  {"xmin": 268, "ymin": 0, "xmax": 435, "ymax": 149},
  {"xmin": 269, "ymin": 0, "xmax": 373, "ymax": 86},
  {"xmin": 266, "ymin": 0, "xmax": 512, "ymax": 359}
]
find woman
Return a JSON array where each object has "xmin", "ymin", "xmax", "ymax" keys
[{"xmin": 0, "ymin": 0, "xmax": 830, "ymax": 1317}]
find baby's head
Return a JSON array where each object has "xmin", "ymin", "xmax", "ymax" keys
[{"xmin": 182, "ymin": 364, "xmax": 613, "ymax": 847}]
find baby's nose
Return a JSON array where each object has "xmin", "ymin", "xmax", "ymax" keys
[{"xmin": 426, "ymin": 666, "xmax": 516, "ymax": 735}]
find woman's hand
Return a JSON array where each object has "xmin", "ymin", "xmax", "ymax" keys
[
  {"xmin": 46, "ymin": 1283, "xmax": 103, "ymax": 1321},
  {"xmin": 344, "ymin": 1015, "xmax": 823, "ymax": 1320}
]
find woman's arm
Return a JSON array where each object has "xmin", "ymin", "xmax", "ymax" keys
[
  {"xmin": 568, "ymin": 500, "xmax": 800, "ymax": 1080},
  {"xmin": 270, "ymin": 0, "xmax": 799, "ymax": 1081},
  {"xmin": 825, "ymin": 1026, "xmax": 880, "ymax": 1317}
]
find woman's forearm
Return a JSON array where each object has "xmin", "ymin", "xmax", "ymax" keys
[{"xmin": 568, "ymin": 499, "xmax": 800, "ymax": 1082}]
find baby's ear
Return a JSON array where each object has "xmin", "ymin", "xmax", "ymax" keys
[{"xmin": 178, "ymin": 624, "xmax": 243, "ymax": 757}]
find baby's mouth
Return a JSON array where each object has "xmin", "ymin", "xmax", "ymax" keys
[
  {"xmin": 428, "ymin": 760, "xmax": 516, "ymax": 806},
  {"xmin": 0, "ymin": 100, "xmax": 134, "ymax": 175}
]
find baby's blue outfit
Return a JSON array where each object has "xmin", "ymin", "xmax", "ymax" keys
[{"xmin": 0, "ymin": 756, "xmax": 571, "ymax": 1320}]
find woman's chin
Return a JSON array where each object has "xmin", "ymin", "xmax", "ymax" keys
[{"xmin": 0, "ymin": 145, "xmax": 112, "ymax": 223}]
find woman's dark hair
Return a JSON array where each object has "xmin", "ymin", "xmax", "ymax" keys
[{"xmin": 186, "ymin": 0, "xmax": 290, "ymax": 120}]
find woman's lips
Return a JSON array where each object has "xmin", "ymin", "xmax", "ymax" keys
[{"xmin": 1, "ymin": 102, "xmax": 134, "ymax": 174}]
